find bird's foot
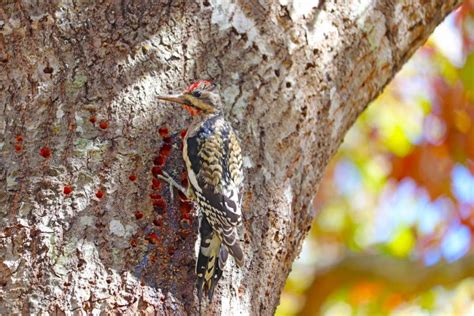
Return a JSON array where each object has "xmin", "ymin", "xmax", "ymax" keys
[{"xmin": 157, "ymin": 171, "xmax": 188, "ymax": 200}]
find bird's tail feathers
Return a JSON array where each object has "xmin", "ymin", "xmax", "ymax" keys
[
  {"xmin": 196, "ymin": 217, "xmax": 228, "ymax": 303},
  {"xmin": 221, "ymin": 226, "xmax": 244, "ymax": 267}
]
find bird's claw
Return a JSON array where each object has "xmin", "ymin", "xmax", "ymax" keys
[{"xmin": 157, "ymin": 171, "xmax": 188, "ymax": 200}]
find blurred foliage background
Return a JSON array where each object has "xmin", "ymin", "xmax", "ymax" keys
[{"xmin": 277, "ymin": 2, "xmax": 474, "ymax": 315}]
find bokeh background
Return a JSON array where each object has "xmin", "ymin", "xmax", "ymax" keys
[{"xmin": 276, "ymin": 2, "xmax": 474, "ymax": 315}]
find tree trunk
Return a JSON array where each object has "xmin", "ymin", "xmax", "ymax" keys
[{"xmin": 0, "ymin": 0, "xmax": 461, "ymax": 315}]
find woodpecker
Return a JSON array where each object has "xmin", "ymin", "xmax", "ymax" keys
[{"xmin": 157, "ymin": 80, "xmax": 244, "ymax": 302}]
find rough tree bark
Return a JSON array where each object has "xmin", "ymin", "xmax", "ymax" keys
[{"xmin": 0, "ymin": 0, "xmax": 461, "ymax": 315}]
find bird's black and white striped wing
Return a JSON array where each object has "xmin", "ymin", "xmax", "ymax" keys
[{"xmin": 185, "ymin": 115, "xmax": 244, "ymax": 265}]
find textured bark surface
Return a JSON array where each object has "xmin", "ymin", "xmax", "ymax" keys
[{"xmin": 0, "ymin": 0, "xmax": 461, "ymax": 315}]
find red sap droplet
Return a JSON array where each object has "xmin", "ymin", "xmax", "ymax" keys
[
  {"xmin": 95, "ymin": 190, "xmax": 104, "ymax": 199},
  {"xmin": 178, "ymin": 191, "xmax": 188, "ymax": 202},
  {"xmin": 152, "ymin": 198, "xmax": 166, "ymax": 207},
  {"xmin": 159, "ymin": 143, "xmax": 172, "ymax": 157},
  {"xmin": 180, "ymin": 171, "xmax": 188, "ymax": 187},
  {"xmin": 180, "ymin": 201, "xmax": 193, "ymax": 214},
  {"xmin": 158, "ymin": 127, "xmax": 169, "ymax": 137},
  {"xmin": 153, "ymin": 198, "xmax": 166, "ymax": 214},
  {"xmin": 182, "ymin": 211, "xmax": 192, "ymax": 220},
  {"xmin": 39, "ymin": 146, "xmax": 52, "ymax": 158},
  {"xmin": 89, "ymin": 115, "xmax": 97, "ymax": 124},
  {"xmin": 153, "ymin": 155, "xmax": 165, "ymax": 167},
  {"xmin": 147, "ymin": 232, "xmax": 160, "ymax": 244},
  {"xmin": 134, "ymin": 211, "xmax": 144, "ymax": 220},
  {"xmin": 99, "ymin": 121, "xmax": 108, "ymax": 129},
  {"xmin": 128, "ymin": 174, "xmax": 137, "ymax": 182},
  {"xmin": 153, "ymin": 217, "xmax": 163, "ymax": 226},
  {"xmin": 149, "ymin": 193, "xmax": 161, "ymax": 200},
  {"xmin": 15, "ymin": 135, "xmax": 23, "ymax": 142},
  {"xmin": 180, "ymin": 129, "xmax": 187, "ymax": 138},
  {"xmin": 15, "ymin": 144, "xmax": 22, "ymax": 152},
  {"xmin": 151, "ymin": 178, "xmax": 161, "ymax": 190},
  {"xmin": 151, "ymin": 166, "xmax": 162, "ymax": 177},
  {"xmin": 63, "ymin": 186, "xmax": 73, "ymax": 195}
]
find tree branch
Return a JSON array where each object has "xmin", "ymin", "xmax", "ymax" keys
[{"xmin": 301, "ymin": 254, "xmax": 474, "ymax": 314}]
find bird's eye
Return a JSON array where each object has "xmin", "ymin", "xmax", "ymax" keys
[{"xmin": 192, "ymin": 90, "xmax": 202, "ymax": 98}]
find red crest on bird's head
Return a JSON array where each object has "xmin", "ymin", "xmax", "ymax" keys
[{"xmin": 184, "ymin": 80, "xmax": 216, "ymax": 93}]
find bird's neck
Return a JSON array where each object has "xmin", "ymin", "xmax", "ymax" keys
[
  {"xmin": 191, "ymin": 111, "xmax": 221, "ymax": 123},
  {"xmin": 188, "ymin": 112, "xmax": 222, "ymax": 135}
]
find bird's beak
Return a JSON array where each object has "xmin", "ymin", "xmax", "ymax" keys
[{"xmin": 157, "ymin": 94, "xmax": 187, "ymax": 105}]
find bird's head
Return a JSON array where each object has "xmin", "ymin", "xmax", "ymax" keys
[{"xmin": 157, "ymin": 80, "xmax": 222, "ymax": 116}]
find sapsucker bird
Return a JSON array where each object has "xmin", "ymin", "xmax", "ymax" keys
[{"xmin": 157, "ymin": 80, "xmax": 244, "ymax": 302}]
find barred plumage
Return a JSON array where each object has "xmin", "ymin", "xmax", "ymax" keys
[
  {"xmin": 157, "ymin": 80, "xmax": 244, "ymax": 303},
  {"xmin": 185, "ymin": 114, "xmax": 244, "ymax": 264}
]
